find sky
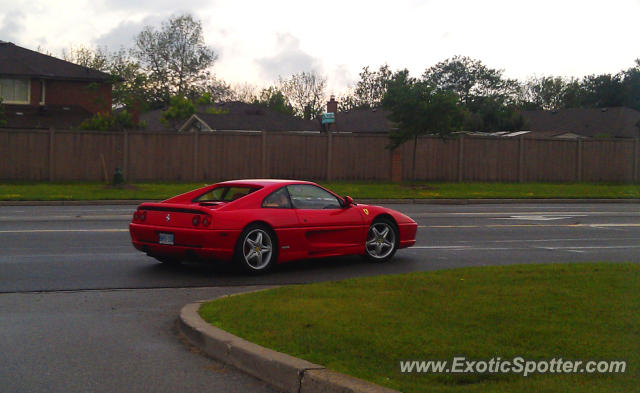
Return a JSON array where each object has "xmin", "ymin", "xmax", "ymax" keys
[{"xmin": 1, "ymin": 0, "xmax": 640, "ymax": 95}]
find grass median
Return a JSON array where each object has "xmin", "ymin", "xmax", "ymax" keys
[
  {"xmin": 0, "ymin": 181, "xmax": 638, "ymax": 201},
  {"xmin": 199, "ymin": 263, "xmax": 639, "ymax": 393}
]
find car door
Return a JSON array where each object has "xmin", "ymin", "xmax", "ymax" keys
[{"xmin": 287, "ymin": 184, "xmax": 365, "ymax": 256}]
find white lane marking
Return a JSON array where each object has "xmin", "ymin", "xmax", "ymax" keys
[
  {"xmin": 409, "ymin": 244, "xmax": 640, "ymax": 252},
  {"xmin": 411, "ymin": 246, "xmax": 513, "ymax": 251},
  {"xmin": 411, "ymin": 211, "xmax": 640, "ymax": 218},
  {"xmin": 1, "ymin": 252, "xmax": 140, "ymax": 259},
  {"xmin": 535, "ymin": 245, "xmax": 640, "ymax": 250},
  {"xmin": 0, "ymin": 229, "xmax": 128, "ymax": 233},
  {"xmin": 458, "ymin": 237, "xmax": 639, "ymax": 243},
  {"xmin": 0, "ymin": 215, "xmax": 131, "ymax": 221},
  {"xmin": 494, "ymin": 215, "xmax": 586, "ymax": 221},
  {"xmin": 418, "ymin": 223, "xmax": 640, "ymax": 228},
  {"xmin": 412, "ymin": 245, "xmax": 469, "ymax": 249}
]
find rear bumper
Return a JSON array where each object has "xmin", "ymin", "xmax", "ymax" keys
[{"xmin": 129, "ymin": 223, "xmax": 238, "ymax": 262}]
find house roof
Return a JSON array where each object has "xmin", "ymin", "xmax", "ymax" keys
[
  {"xmin": 182, "ymin": 102, "xmax": 320, "ymax": 132},
  {"xmin": 520, "ymin": 107, "xmax": 640, "ymax": 138},
  {"xmin": 1, "ymin": 104, "xmax": 92, "ymax": 129},
  {"xmin": 332, "ymin": 108, "xmax": 393, "ymax": 133},
  {"xmin": 138, "ymin": 108, "xmax": 175, "ymax": 131},
  {"xmin": 0, "ymin": 42, "xmax": 112, "ymax": 82}
]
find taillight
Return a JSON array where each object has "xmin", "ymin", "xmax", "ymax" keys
[
  {"xmin": 192, "ymin": 215, "xmax": 200, "ymax": 226},
  {"xmin": 202, "ymin": 216, "xmax": 211, "ymax": 226},
  {"xmin": 133, "ymin": 210, "xmax": 146, "ymax": 222}
]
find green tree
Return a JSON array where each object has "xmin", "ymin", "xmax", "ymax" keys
[
  {"xmin": 278, "ymin": 71, "xmax": 327, "ymax": 119},
  {"xmin": 520, "ymin": 76, "xmax": 568, "ymax": 110},
  {"xmin": 622, "ymin": 59, "xmax": 640, "ymax": 110},
  {"xmin": 62, "ymin": 45, "xmax": 110, "ymax": 71},
  {"xmin": 160, "ymin": 95, "xmax": 195, "ymax": 129},
  {"xmin": 108, "ymin": 48, "xmax": 149, "ymax": 110},
  {"xmin": 382, "ymin": 70, "xmax": 463, "ymax": 179},
  {"xmin": 336, "ymin": 92, "xmax": 359, "ymax": 112},
  {"xmin": 353, "ymin": 64, "xmax": 393, "ymax": 108},
  {"xmin": 199, "ymin": 77, "xmax": 234, "ymax": 103},
  {"xmin": 423, "ymin": 56, "xmax": 519, "ymax": 106},
  {"xmin": 464, "ymin": 97, "xmax": 525, "ymax": 131},
  {"xmin": 133, "ymin": 14, "xmax": 217, "ymax": 107},
  {"xmin": 231, "ymin": 82, "xmax": 258, "ymax": 103},
  {"xmin": 423, "ymin": 56, "xmax": 522, "ymax": 131},
  {"xmin": 579, "ymin": 73, "xmax": 625, "ymax": 108},
  {"xmin": 560, "ymin": 78, "xmax": 584, "ymax": 108},
  {"xmin": 254, "ymin": 86, "xmax": 295, "ymax": 115}
]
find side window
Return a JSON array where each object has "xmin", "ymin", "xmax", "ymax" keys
[
  {"xmin": 194, "ymin": 187, "xmax": 257, "ymax": 202},
  {"xmin": 287, "ymin": 185, "xmax": 341, "ymax": 210},
  {"xmin": 262, "ymin": 187, "xmax": 292, "ymax": 209},
  {"xmin": 196, "ymin": 187, "xmax": 225, "ymax": 202}
]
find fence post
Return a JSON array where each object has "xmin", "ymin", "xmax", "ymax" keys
[
  {"xmin": 634, "ymin": 138, "xmax": 639, "ymax": 183},
  {"xmin": 518, "ymin": 136, "xmax": 525, "ymax": 183},
  {"xmin": 391, "ymin": 146, "xmax": 403, "ymax": 182},
  {"xmin": 457, "ymin": 135, "xmax": 464, "ymax": 182},
  {"xmin": 48, "ymin": 127, "xmax": 55, "ymax": 182},
  {"xmin": 193, "ymin": 129, "xmax": 199, "ymax": 181},
  {"xmin": 123, "ymin": 129, "xmax": 129, "ymax": 182},
  {"xmin": 261, "ymin": 131, "xmax": 268, "ymax": 178},
  {"xmin": 576, "ymin": 139, "xmax": 583, "ymax": 182},
  {"xmin": 326, "ymin": 131, "xmax": 333, "ymax": 181}
]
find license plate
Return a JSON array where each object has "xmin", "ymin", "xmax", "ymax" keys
[{"xmin": 158, "ymin": 232, "xmax": 174, "ymax": 245}]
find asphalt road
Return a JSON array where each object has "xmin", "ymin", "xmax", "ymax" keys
[{"xmin": 1, "ymin": 203, "xmax": 638, "ymax": 392}]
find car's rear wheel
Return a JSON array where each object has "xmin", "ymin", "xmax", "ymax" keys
[
  {"xmin": 234, "ymin": 224, "xmax": 277, "ymax": 273},
  {"xmin": 364, "ymin": 218, "xmax": 398, "ymax": 262}
]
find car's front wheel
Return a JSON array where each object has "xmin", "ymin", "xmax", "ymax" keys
[
  {"xmin": 234, "ymin": 224, "xmax": 277, "ymax": 273},
  {"xmin": 364, "ymin": 218, "xmax": 398, "ymax": 262}
]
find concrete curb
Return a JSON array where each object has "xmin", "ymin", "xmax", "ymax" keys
[
  {"xmin": 178, "ymin": 298, "xmax": 401, "ymax": 393},
  {"xmin": 1, "ymin": 198, "xmax": 639, "ymax": 206}
]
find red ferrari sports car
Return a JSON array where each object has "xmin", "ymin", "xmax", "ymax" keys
[{"xmin": 129, "ymin": 179, "xmax": 417, "ymax": 273}]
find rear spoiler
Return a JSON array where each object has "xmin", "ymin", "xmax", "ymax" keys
[{"xmin": 136, "ymin": 202, "xmax": 213, "ymax": 215}]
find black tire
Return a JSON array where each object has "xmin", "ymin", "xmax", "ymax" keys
[
  {"xmin": 363, "ymin": 217, "xmax": 399, "ymax": 263},
  {"xmin": 233, "ymin": 223, "xmax": 278, "ymax": 274}
]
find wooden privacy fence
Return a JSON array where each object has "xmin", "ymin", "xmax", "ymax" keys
[{"xmin": 0, "ymin": 128, "xmax": 638, "ymax": 183}]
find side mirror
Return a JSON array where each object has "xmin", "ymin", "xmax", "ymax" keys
[{"xmin": 343, "ymin": 196, "xmax": 354, "ymax": 208}]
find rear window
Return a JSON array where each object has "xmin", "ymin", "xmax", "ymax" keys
[{"xmin": 194, "ymin": 186, "xmax": 258, "ymax": 202}]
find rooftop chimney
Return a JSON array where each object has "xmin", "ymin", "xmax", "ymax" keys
[{"xmin": 327, "ymin": 95, "xmax": 337, "ymax": 114}]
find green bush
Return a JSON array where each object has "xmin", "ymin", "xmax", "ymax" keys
[
  {"xmin": 161, "ymin": 95, "xmax": 195, "ymax": 127},
  {"xmin": 78, "ymin": 110, "xmax": 138, "ymax": 131}
]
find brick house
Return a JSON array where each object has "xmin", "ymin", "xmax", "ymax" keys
[{"xmin": 0, "ymin": 41, "xmax": 113, "ymax": 128}]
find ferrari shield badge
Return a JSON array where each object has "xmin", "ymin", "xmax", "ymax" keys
[{"xmin": 363, "ymin": 208, "xmax": 369, "ymax": 215}]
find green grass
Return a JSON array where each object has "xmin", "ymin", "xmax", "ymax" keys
[
  {"xmin": 0, "ymin": 182, "xmax": 202, "ymax": 201},
  {"xmin": 322, "ymin": 182, "xmax": 640, "ymax": 199},
  {"xmin": 0, "ymin": 181, "xmax": 638, "ymax": 201},
  {"xmin": 199, "ymin": 263, "xmax": 639, "ymax": 393}
]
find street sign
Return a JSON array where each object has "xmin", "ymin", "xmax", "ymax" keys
[{"xmin": 321, "ymin": 112, "xmax": 335, "ymax": 124}]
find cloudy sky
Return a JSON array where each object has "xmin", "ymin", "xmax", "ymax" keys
[{"xmin": 2, "ymin": 0, "xmax": 640, "ymax": 94}]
